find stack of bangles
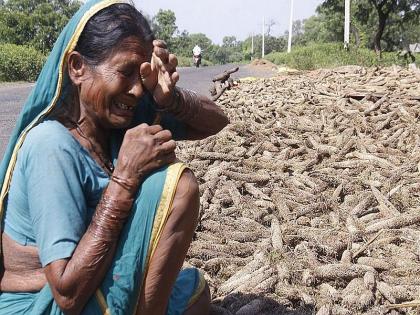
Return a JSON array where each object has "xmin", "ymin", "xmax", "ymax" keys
[
  {"xmin": 110, "ymin": 174, "xmax": 138, "ymax": 193},
  {"xmin": 155, "ymin": 87, "xmax": 202, "ymax": 122},
  {"xmin": 89, "ymin": 195, "xmax": 133, "ymax": 241},
  {"xmin": 88, "ymin": 175, "xmax": 137, "ymax": 241}
]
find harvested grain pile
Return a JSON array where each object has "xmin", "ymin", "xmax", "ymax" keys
[
  {"xmin": 177, "ymin": 65, "xmax": 420, "ymax": 315},
  {"xmin": 250, "ymin": 58, "xmax": 278, "ymax": 68}
]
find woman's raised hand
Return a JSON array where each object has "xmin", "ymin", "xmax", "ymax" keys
[
  {"xmin": 114, "ymin": 123, "xmax": 176, "ymax": 188},
  {"xmin": 140, "ymin": 40, "xmax": 179, "ymax": 108}
]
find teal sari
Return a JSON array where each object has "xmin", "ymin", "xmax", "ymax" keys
[{"xmin": 0, "ymin": 1, "xmax": 204, "ymax": 314}]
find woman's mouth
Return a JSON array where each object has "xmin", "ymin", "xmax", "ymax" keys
[
  {"xmin": 111, "ymin": 101, "xmax": 136, "ymax": 119},
  {"xmin": 115, "ymin": 102, "xmax": 135, "ymax": 111}
]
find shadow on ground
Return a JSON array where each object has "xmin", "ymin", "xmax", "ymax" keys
[{"xmin": 210, "ymin": 292, "xmax": 314, "ymax": 315}]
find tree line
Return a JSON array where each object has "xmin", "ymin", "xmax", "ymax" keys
[
  {"xmin": 0, "ymin": 0, "xmax": 80, "ymax": 52},
  {"xmin": 0, "ymin": 0, "xmax": 419, "ymax": 65}
]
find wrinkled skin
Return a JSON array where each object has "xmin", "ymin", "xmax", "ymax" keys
[{"xmin": 1, "ymin": 36, "xmax": 227, "ymax": 314}]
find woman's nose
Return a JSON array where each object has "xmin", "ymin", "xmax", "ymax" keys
[{"xmin": 128, "ymin": 79, "xmax": 144, "ymax": 99}]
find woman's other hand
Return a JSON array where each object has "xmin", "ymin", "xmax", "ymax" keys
[
  {"xmin": 140, "ymin": 40, "xmax": 179, "ymax": 108},
  {"xmin": 115, "ymin": 123, "xmax": 176, "ymax": 189}
]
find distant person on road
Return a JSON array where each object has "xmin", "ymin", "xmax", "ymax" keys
[
  {"xmin": 0, "ymin": 1, "xmax": 228, "ymax": 314},
  {"xmin": 192, "ymin": 45, "xmax": 202, "ymax": 57},
  {"xmin": 192, "ymin": 45, "xmax": 202, "ymax": 68}
]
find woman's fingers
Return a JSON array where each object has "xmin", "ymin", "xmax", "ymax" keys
[
  {"xmin": 153, "ymin": 39, "xmax": 167, "ymax": 49},
  {"xmin": 153, "ymin": 46, "xmax": 177, "ymax": 74},
  {"xmin": 140, "ymin": 62, "xmax": 158, "ymax": 93},
  {"xmin": 140, "ymin": 39, "xmax": 181, "ymax": 107},
  {"xmin": 154, "ymin": 129, "xmax": 173, "ymax": 143},
  {"xmin": 117, "ymin": 121, "xmax": 177, "ymax": 182},
  {"xmin": 140, "ymin": 62, "xmax": 152, "ymax": 78},
  {"xmin": 170, "ymin": 71, "xmax": 179, "ymax": 84},
  {"xmin": 154, "ymin": 47, "xmax": 169, "ymax": 65},
  {"xmin": 131, "ymin": 125, "xmax": 175, "ymax": 153},
  {"xmin": 168, "ymin": 54, "xmax": 178, "ymax": 69},
  {"xmin": 159, "ymin": 139, "xmax": 176, "ymax": 154},
  {"xmin": 132, "ymin": 123, "xmax": 162, "ymax": 136}
]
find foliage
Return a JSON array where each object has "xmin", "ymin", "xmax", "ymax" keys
[
  {"xmin": 313, "ymin": 0, "xmax": 420, "ymax": 53},
  {"xmin": 151, "ymin": 9, "xmax": 177, "ymax": 47},
  {"xmin": 0, "ymin": 43, "xmax": 46, "ymax": 81},
  {"xmin": 241, "ymin": 35, "xmax": 286, "ymax": 61},
  {"xmin": 187, "ymin": 33, "xmax": 214, "ymax": 56},
  {"xmin": 0, "ymin": 0, "xmax": 81, "ymax": 53},
  {"xmin": 265, "ymin": 42, "xmax": 410, "ymax": 70},
  {"xmin": 1, "ymin": 0, "xmax": 418, "ymax": 83},
  {"xmin": 170, "ymin": 30, "xmax": 192, "ymax": 58},
  {"xmin": 176, "ymin": 56, "xmax": 192, "ymax": 67},
  {"xmin": 176, "ymin": 55, "xmax": 213, "ymax": 68}
]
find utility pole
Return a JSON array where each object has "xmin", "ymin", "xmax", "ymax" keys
[
  {"xmin": 251, "ymin": 33, "xmax": 254, "ymax": 60},
  {"xmin": 287, "ymin": 0, "xmax": 294, "ymax": 53},
  {"xmin": 344, "ymin": 0, "xmax": 350, "ymax": 49},
  {"xmin": 262, "ymin": 17, "xmax": 265, "ymax": 58}
]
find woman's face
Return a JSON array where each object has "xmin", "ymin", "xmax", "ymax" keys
[{"xmin": 79, "ymin": 36, "xmax": 152, "ymax": 129}]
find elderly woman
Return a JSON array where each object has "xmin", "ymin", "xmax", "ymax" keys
[{"xmin": 0, "ymin": 1, "xmax": 228, "ymax": 314}]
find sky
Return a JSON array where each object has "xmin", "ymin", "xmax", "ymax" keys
[{"xmin": 135, "ymin": 0, "xmax": 324, "ymax": 45}]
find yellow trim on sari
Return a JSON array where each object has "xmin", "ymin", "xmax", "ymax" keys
[
  {"xmin": 186, "ymin": 272, "xmax": 206, "ymax": 308},
  {"xmin": 147, "ymin": 162, "xmax": 187, "ymax": 262},
  {"xmin": 95, "ymin": 290, "xmax": 112, "ymax": 315},
  {"xmin": 99, "ymin": 162, "xmax": 188, "ymax": 315},
  {"xmin": 129, "ymin": 162, "xmax": 187, "ymax": 315}
]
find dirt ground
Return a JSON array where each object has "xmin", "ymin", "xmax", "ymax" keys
[{"xmin": 178, "ymin": 65, "xmax": 420, "ymax": 315}]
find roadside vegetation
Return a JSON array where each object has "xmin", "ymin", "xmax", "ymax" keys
[
  {"xmin": 0, "ymin": 0, "xmax": 418, "ymax": 81},
  {"xmin": 265, "ymin": 43, "xmax": 415, "ymax": 70},
  {"xmin": 0, "ymin": 43, "xmax": 46, "ymax": 81}
]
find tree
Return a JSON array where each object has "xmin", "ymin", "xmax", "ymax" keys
[
  {"xmin": 0, "ymin": 0, "xmax": 81, "ymax": 52},
  {"xmin": 264, "ymin": 35, "xmax": 287, "ymax": 54},
  {"xmin": 189, "ymin": 33, "xmax": 213, "ymax": 52},
  {"xmin": 170, "ymin": 30, "xmax": 192, "ymax": 57},
  {"xmin": 368, "ymin": 0, "xmax": 399, "ymax": 55},
  {"xmin": 291, "ymin": 20, "xmax": 305, "ymax": 45},
  {"xmin": 222, "ymin": 36, "xmax": 238, "ymax": 48},
  {"xmin": 151, "ymin": 9, "xmax": 177, "ymax": 47},
  {"xmin": 217, "ymin": 36, "xmax": 244, "ymax": 63},
  {"xmin": 313, "ymin": 0, "xmax": 419, "ymax": 56},
  {"xmin": 265, "ymin": 19, "xmax": 276, "ymax": 37},
  {"xmin": 299, "ymin": 16, "xmax": 329, "ymax": 44}
]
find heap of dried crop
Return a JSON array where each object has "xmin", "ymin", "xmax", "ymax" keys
[{"xmin": 178, "ymin": 65, "xmax": 420, "ymax": 315}]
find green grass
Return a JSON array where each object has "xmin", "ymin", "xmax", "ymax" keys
[{"xmin": 265, "ymin": 42, "xmax": 418, "ymax": 70}]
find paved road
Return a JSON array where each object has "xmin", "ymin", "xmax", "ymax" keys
[{"xmin": 0, "ymin": 64, "xmax": 276, "ymax": 159}]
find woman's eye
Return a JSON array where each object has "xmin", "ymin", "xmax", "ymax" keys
[{"xmin": 119, "ymin": 69, "xmax": 134, "ymax": 77}]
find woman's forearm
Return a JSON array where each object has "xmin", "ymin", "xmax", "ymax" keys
[
  {"xmin": 44, "ymin": 181, "xmax": 135, "ymax": 314},
  {"xmin": 167, "ymin": 87, "xmax": 229, "ymax": 140}
]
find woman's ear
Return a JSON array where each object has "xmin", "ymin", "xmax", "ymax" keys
[{"xmin": 67, "ymin": 51, "xmax": 89, "ymax": 85}]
